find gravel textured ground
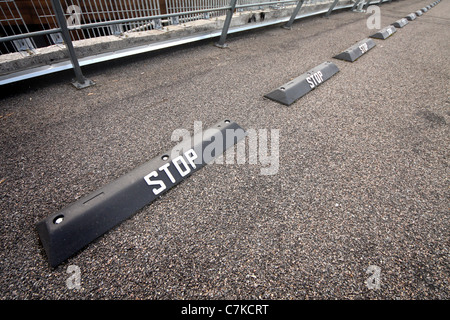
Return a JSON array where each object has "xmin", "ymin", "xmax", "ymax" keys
[{"xmin": 0, "ymin": 0, "xmax": 448, "ymax": 301}]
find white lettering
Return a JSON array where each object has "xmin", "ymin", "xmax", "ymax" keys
[
  {"xmin": 144, "ymin": 149, "xmax": 199, "ymax": 195},
  {"xmin": 181, "ymin": 304, "xmax": 215, "ymax": 317},
  {"xmin": 184, "ymin": 149, "xmax": 198, "ymax": 169},
  {"xmin": 306, "ymin": 76, "xmax": 315, "ymax": 89},
  {"xmin": 306, "ymin": 71, "xmax": 324, "ymax": 89},
  {"xmin": 159, "ymin": 162, "xmax": 176, "ymax": 183},
  {"xmin": 172, "ymin": 155, "xmax": 191, "ymax": 177},
  {"xmin": 359, "ymin": 42, "xmax": 369, "ymax": 54},
  {"xmin": 314, "ymin": 71, "xmax": 323, "ymax": 83},
  {"xmin": 144, "ymin": 171, "xmax": 166, "ymax": 195}
]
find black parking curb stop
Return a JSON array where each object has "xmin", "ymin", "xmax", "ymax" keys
[
  {"xmin": 37, "ymin": 119, "xmax": 247, "ymax": 268},
  {"xmin": 392, "ymin": 18, "xmax": 408, "ymax": 28},
  {"xmin": 264, "ymin": 61, "xmax": 339, "ymax": 106},
  {"xmin": 405, "ymin": 13, "xmax": 417, "ymax": 21},
  {"xmin": 333, "ymin": 38, "xmax": 376, "ymax": 62},
  {"xmin": 370, "ymin": 25, "xmax": 397, "ymax": 40}
]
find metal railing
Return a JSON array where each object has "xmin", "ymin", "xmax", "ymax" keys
[
  {"xmin": 1, "ymin": 1, "xmax": 162, "ymax": 47},
  {"xmin": 0, "ymin": 0, "xmax": 389, "ymax": 87},
  {"xmin": 165, "ymin": 0, "xmax": 229, "ymax": 24},
  {"xmin": 1, "ymin": 0, "xmax": 37, "ymax": 54}
]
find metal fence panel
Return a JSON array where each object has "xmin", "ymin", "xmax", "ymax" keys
[
  {"xmin": 164, "ymin": 0, "xmax": 230, "ymax": 25},
  {"xmin": 1, "ymin": 0, "xmax": 378, "ymax": 84},
  {"xmin": 1, "ymin": 0, "xmax": 37, "ymax": 53},
  {"xmin": 1, "ymin": 0, "xmax": 163, "ymax": 54}
]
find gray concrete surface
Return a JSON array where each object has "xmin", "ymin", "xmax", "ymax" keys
[{"xmin": 0, "ymin": 0, "xmax": 448, "ymax": 301}]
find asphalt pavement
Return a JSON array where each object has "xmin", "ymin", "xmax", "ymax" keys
[{"xmin": 0, "ymin": 0, "xmax": 448, "ymax": 301}]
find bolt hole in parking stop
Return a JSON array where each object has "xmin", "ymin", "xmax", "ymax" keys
[{"xmin": 53, "ymin": 215, "xmax": 64, "ymax": 224}]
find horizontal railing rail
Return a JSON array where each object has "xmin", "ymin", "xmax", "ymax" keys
[
  {"xmin": 0, "ymin": 0, "xmax": 393, "ymax": 87},
  {"xmin": 0, "ymin": 0, "xmax": 306, "ymax": 41}
]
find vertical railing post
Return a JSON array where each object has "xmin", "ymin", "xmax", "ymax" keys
[
  {"xmin": 282, "ymin": 0, "xmax": 306, "ymax": 30},
  {"xmin": 50, "ymin": 0, "xmax": 94, "ymax": 88},
  {"xmin": 215, "ymin": 0, "xmax": 238, "ymax": 48},
  {"xmin": 324, "ymin": 0, "xmax": 340, "ymax": 18},
  {"xmin": 351, "ymin": 0, "xmax": 363, "ymax": 11},
  {"xmin": 364, "ymin": 0, "xmax": 373, "ymax": 10}
]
